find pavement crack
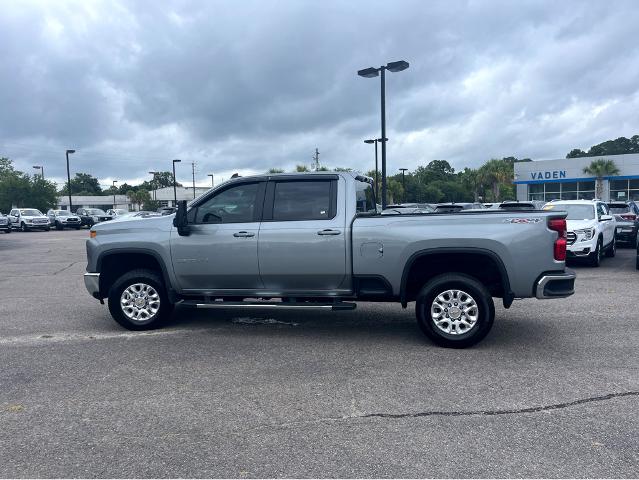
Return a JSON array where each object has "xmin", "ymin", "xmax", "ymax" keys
[
  {"xmin": 360, "ymin": 391, "xmax": 639, "ymax": 419},
  {"xmin": 53, "ymin": 261, "xmax": 82, "ymax": 275}
]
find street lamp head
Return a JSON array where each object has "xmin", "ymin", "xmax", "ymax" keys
[
  {"xmin": 399, "ymin": 168, "xmax": 408, "ymax": 173},
  {"xmin": 149, "ymin": 171, "xmax": 158, "ymax": 175},
  {"xmin": 357, "ymin": 67, "xmax": 379, "ymax": 78},
  {"xmin": 364, "ymin": 139, "xmax": 375, "ymax": 144},
  {"xmin": 386, "ymin": 60, "xmax": 409, "ymax": 72},
  {"xmin": 32, "ymin": 165, "xmax": 41, "ymax": 169},
  {"xmin": 173, "ymin": 159, "xmax": 181, "ymax": 163},
  {"xmin": 66, "ymin": 149, "xmax": 75, "ymax": 154},
  {"xmin": 378, "ymin": 137, "xmax": 388, "ymax": 142}
]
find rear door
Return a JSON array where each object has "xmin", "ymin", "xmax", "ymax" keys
[{"xmin": 258, "ymin": 176, "xmax": 347, "ymax": 292}]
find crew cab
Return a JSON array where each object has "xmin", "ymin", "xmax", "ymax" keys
[
  {"xmin": 8, "ymin": 208, "xmax": 50, "ymax": 232},
  {"xmin": 84, "ymin": 172, "xmax": 575, "ymax": 348}
]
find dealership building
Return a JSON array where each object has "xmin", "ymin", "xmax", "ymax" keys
[{"xmin": 514, "ymin": 153, "xmax": 639, "ymax": 202}]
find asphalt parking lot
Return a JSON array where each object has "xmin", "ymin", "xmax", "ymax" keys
[{"xmin": 1, "ymin": 228, "xmax": 638, "ymax": 477}]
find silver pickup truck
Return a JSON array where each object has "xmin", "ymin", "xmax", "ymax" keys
[{"xmin": 84, "ymin": 172, "xmax": 575, "ymax": 348}]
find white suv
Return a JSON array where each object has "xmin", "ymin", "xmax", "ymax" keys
[
  {"xmin": 8, "ymin": 208, "xmax": 51, "ymax": 232},
  {"xmin": 544, "ymin": 200, "xmax": 616, "ymax": 266}
]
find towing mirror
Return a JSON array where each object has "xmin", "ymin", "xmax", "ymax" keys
[{"xmin": 173, "ymin": 200, "xmax": 191, "ymax": 236}]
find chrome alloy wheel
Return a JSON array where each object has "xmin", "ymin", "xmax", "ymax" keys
[
  {"xmin": 430, "ymin": 289, "xmax": 479, "ymax": 335},
  {"xmin": 120, "ymin": 283, "xmax": 160, "ymax": 323}
]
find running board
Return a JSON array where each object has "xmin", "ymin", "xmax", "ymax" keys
[{"xmin": 179, "ymin": 300, "xmax": 357, "ymax": 311}]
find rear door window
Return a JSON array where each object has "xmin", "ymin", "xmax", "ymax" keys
[{"xmin": 271, "ymin": 180, "xmax": 334, "ymax": 221}]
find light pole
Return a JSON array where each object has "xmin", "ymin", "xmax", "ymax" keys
[
  {"xmin": 208, "ymin": 174, "xmax": 214, "ymax": 187},
  {"xmin": 32, "ymin": 165, "xmax": 44, "ymax": 179},
  {"xmin": 399, "ymin": 168, "xmax": 408, "ymax": 203},
  {"xmin": 148, "ymin": 171, "xmax": 158, "ymax": 200},
  {"xmin": 112, "ymin": 180, "xmax": 118, "ymax": 208},
  {"xmin": 358, "ymin": 60, "xmax": 409, "ymax": 209},
  {"xmin": 65, "ymin": 149, "xmax": 75, "ymax": 211},
  {"xmin": 172, "ymin": 159, "xmax": 181, "ymax": 206},
  {"xmin": 364, "ymin": 138, "xmax": 387, "ymax": 200}
]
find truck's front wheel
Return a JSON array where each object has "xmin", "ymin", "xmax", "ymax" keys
[
  {"xmin": 415, "ymin": 273, "xmax": 494, "ymax": 348},
  {"xmin": 108, "ymin": 269, "xmax": 173, "ymax": 330}
]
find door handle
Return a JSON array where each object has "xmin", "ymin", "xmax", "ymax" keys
[
  {"xmin": 233, "ymin": 231, "xmax": 255, "ymax": 238},
  {"xmin": 317, "ymin": 229, "xmax": 341, "ymax": 236}
]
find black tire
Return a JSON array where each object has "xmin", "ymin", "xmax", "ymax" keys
[
  {"xmin": 605, "ymin": 237, "xmax": 616, "ymax": 258},
  {"xmin": 20, "ymin": 222, "xmax": 28, "ymax": 232},
  {"xmin": 44, "ymin": 226, "xmax": 50, "ymax": 232},
  {"xmin": 415, "ymin": 273, "xmax": 495, "ymax": 348},
  {"xmin": 55, "ymin": 221, "xmax": 63, "ymax": 230},
  {"xmin": 636, "ymin": 254, "xmax": 639, "ymax": 270},
  {"xmin": 588, "ymin": 239, "xmax": 602, "ymax": 267},
  {"xmin": 108, "ymin": 269, "xmax": 173, "ymax": 331},
  {"xmin": 74, "ymin": 226, "xmax": 81, "ymax": 230}
]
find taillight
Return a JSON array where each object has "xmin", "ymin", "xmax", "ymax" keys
[
  {"xmin": 620, "ymin": 214, "xmax": 637, "ymax": 221},
  {"xmin": 548, "ymin": 218, "xmax": 567, "ymax": 261}
]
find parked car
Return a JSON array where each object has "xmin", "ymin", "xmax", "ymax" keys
[
  {"xmin": 157, "ymin": 207, "xmax": 176, "ymax": 215},
  {"xmin": 8, "ymin": 208, "xmax": 50, "ymax": 232},
  {"xmin": 106, "ymin": 208, "xmax": 129, "ymax": 217},
  {"xmin": 0, "ymin": 213, "xmax": 11, "ymax": 233},
  {"xmin": 46, "ymin": 209, "xmax": 82, "ymax": 230},
  {"xmin": 434, "ymin": 202, "xmax": 485, "ymax": 213},
  {"xmin": 84, "ymin": 172, "xmax": 575, "ymax": 348},
  {"xmin": 75, "ymin": 208, "xmax": 113, "ymax": 227},
  {"xmin": 544, "ymin": 200, "xmax": 616, "ymax": 266},
  {"xmin": 381, "ymin": 203, "xmax": 434, "ymax": 215},
  {"xmin": 636, "ymin": 232, "xmax": 639, "ymax": 270},
  {"xmin": 606, "ymin": 201, "xmax": 639, "ymax": 245},
  {"xmin": 498, "ymin": 200, "xmax": 545, "ymax": 211}
]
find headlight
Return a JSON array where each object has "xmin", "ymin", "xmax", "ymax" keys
[{"xmin": 574, "ymin": 228, "xmax": 594, "ymax": 240}]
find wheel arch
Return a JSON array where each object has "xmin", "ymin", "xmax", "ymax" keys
[
  {"xmin": 400, "ymin": 248, "xmax": 513, "ymax": 308},
  {"xmin": 96, "ymin": 248, "xmax": 175, "ymax": 301}
]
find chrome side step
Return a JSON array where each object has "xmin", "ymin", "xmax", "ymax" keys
[{"xmin": 178, "ymin": 300, "xmax": 357, "ymax": 311}]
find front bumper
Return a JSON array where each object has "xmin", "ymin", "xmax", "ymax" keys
[
  {"xmin": 84, "ymin": 272, "xmax": 100, "ymax": 299},
  {"xmin": 535, "ymin": 270, "xmax": 576, "ymax": 299}
]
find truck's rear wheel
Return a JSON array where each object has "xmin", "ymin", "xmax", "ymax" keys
[
  {"xmin": 415, "ymin": 273, "xmax": 494, "ymax": 348},
  {"xmin": 108, "ymin": 269, "xmax": 173, "ymax": 330}
]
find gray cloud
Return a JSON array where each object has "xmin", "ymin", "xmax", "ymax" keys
[{"xmin": 1, "ymin": 0, "xmax": 638, "ymax": 187}]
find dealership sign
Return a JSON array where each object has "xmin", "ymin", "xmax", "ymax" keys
[{"xmin": 530, "ymin": 170, "xmax": 567, "ymax": 180}]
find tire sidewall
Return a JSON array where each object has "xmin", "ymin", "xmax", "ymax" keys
[
  {"xmin": 108, "ymin": 270, "xmax": 172, "ymax": 330},
  {"xmin": 416, "ymin": 274, "xmax": 495, "ymax": 348}
]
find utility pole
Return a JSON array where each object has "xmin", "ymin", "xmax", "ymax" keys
[
  {"xmin": 208, "ymin": 174, "xmax": 214, "ymax": 187},
  {"xmin": 399, "ymin": 168, "xmax": 408, "ymax": 203},
  {"xmin": 191, "ymin": 162, "xmax": 196, "ymax": 199},
  {"xmin": 312, "ymin": 148, "xmax": 320, "ymax": 171}
]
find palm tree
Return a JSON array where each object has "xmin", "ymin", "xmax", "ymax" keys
[
  {"xmin": 582, "ymin": 159, "xmax": 619, "ymax": 199},
  {"xmin": 478, "ymin": 159, "xmax": 513, "ymax": 202}
]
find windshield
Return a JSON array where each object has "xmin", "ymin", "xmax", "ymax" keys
[
  {"xmin": 55, "ymin": 210, "xmax": 71, "ymax": 216},
  {"xmin": 550, "ymin": 204, "xmax": 595, "ymax": 220},
  {"xmin": 86, "ymin": 209, "xmax": 106, "ymax": 215},
  {"xmin": 608, "ymin": 205, "xmax": 630, "ymax": 214},
  {"xmin": 20, "ymin": 209, "xmax": 43, "ymax": 216}
]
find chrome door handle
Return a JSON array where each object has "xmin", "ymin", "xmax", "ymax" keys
[
  {"xmin": 233, "ymin": 231, "xmax": 255, "ymax": 238},
  {"xmin": 317, "ymin": 229, "xmax": 341, "ymax": 236}
]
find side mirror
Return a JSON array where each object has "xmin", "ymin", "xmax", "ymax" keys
[
  {"xmin": 600, "ymin": 214, "xmax": 613, "ymax": 221},
  {"xmin": 173, "ymin": 200, "xmax": 191, "ymax": 236}
]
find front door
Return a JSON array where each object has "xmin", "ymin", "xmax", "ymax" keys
[
  {"xmin": 257, "ymin": 177, "xmax": 347, "ymax": 293},
  {"xmin": 597, "ymin": 202, "xmax": 615, "ymax": 245},
  {"xmin": 170, "ymin": 181, "xmax": 266, "ymax": 292}
]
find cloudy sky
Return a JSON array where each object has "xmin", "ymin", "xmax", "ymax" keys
[{"xmin": 1, "ymin": 0, "xmax": 638, "ymax": 188}]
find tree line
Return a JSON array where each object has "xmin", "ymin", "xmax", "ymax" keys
[{"xmin": 2, "ymin": 133, "xmax": 638, "ymax": 212}]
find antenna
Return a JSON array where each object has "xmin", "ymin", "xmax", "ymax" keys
[{"xmin": 191, "ymin": 162, "xmax": 196, "ymax": 199}]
